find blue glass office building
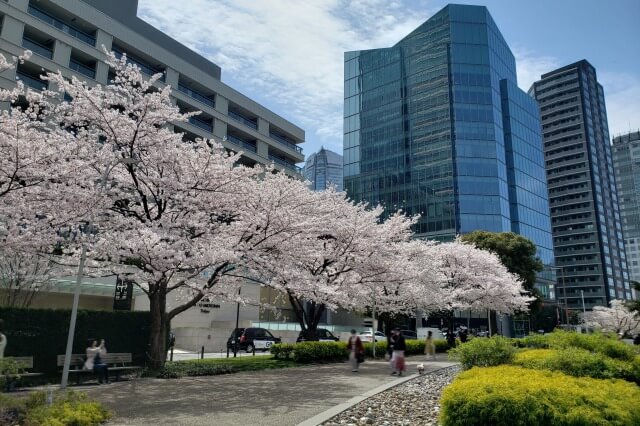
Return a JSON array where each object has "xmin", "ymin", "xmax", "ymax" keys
[{"xmin": 343, "ymin": 4, "xmax": 555, "ymax": 289}]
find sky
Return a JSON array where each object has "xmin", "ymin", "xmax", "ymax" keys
[{"xmin": 138, "ymin": 0, "xmax": 640, "ymax": 162}]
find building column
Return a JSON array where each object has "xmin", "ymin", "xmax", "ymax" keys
[
  {"xmin": 52, "ymin": 40, "xmax": 72, "ymax": 68},
  {"xmin": 1, "ymin": 15, "xmax": 25, "ymax": 45},
  {"xmin": 214, "ymin": 95, "xmax": 228, "ymax": 116},
  {"xmin": 213, "ymin": 119, "xmax": 226, "ymax": 140},
  {"xmin": 256, "ymin": 140, "xmax": 269, "ymax": 159},
  {"xmin": 258, "ymin": 117, "xmax": 269, "ymax": 137},
  {"xmin": 94, "ymin": 29, "xmax": 113, "ymax": 84},
  {"xmin": 165, "ymin": 67, "xmax": 179, "ymax": 88}
]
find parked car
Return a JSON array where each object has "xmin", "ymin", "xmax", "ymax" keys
[
  {"xmin": 400, "ymin": 330, "xmax": 418, "ymax": 340},
  {"xmin": 296, "ymin": 328, "xmax": 340, "ymax": 342},
  {"xmin": 227, "ymin": 327, "xmax": 281, "ymax": 353},
  {"xmin": 358, "ymin": 330, "xmax": 386, "ymax": 343}
]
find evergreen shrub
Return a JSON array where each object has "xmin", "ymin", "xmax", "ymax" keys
[
  {"xmin": 440, "ymin": 366, "xmax": 640, "ymax": 426},
  {"xmin": 448, "ymin": 336, "xmax": 515, "ymax": 369}
]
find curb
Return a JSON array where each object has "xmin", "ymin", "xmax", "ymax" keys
[{"xmin": 298, "ymin": 363, "xmax": 456, "ymax": 426}]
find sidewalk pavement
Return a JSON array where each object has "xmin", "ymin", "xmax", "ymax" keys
[{"xmin": 86, "ymin": 354, "xmax": 456, "ymax": 426}]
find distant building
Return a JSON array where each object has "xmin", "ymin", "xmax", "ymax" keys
[
  {"xmin": 531, "ymin": 60, "xmax": 631, "ymax": 308},
  {"xmin": 303, "ymin": 148, "xmax": 343, "ymax": 191},
  {"xmin": 343, "ymin": 4, "xmax": 554, "ymax": 297},
  {"xmin": 612, "ymin": 130, "xmax": 640, "ymax": 297}
]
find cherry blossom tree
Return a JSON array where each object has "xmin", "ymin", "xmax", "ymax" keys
[
  {"xmin": 0, "ymin": 251, "xmax": 53, "ymax": 308},
  {"xmin": 583, "ymin": 300, "xmax": 640, "ymax": 336}
]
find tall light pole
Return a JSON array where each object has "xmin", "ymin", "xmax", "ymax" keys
[
  {"xmin": 60, "ymin": 157, "xmax": 137, "ymax": 389},
  {"xmin": 548, "ymin": 266, "xmax": 569, "ymax": 325}
]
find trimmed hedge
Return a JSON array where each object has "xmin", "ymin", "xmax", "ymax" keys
[
  {"xmin": 271, "ymin": 342, "xmax": 347, "ymax": 363},
  {"xmin": 448, "ymin": 336, "xmax": 515, "ymax": 369},
  {"xmin": 154, "ymin": 357, "xmax": 296, "ymax": 378},
  {"xmin": 440, "ymin": 366, "xmax": 640, "ymax": 426},
  {"xmin": 0, "ymin": 307, "xmax": 151, "ymax": 375},
  {"xmin": 270, "ymin": 339, "xmax": 449, "ymax": 363},
  {"xmin": 514, "ymin": 348, "xmax": 640, "ymax": 384}
]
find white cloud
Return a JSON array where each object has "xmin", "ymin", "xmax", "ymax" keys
[
  {"xmin": 599, "ymin": 72, "xmax": 640, "ymax": 138},
  {"xmin": 512, "ymin": 47, "xmax": 560, "ymax": 92},
  {"xmin": 138, "ymin": 0, "xmax": 429, "ymax": 155}
]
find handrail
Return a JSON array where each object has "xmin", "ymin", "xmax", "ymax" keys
[{"xmin": 28, "ymin": 4, "xmax": 95, "ymax": 46}]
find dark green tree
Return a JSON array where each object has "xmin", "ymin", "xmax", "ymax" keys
[
  {"xmin": 460, "ymin": 231, "xmax": 544, "ymax": 311},
  {"xmin": 627, "ymin": 281, "xmax": 640, "ymax": 314}
]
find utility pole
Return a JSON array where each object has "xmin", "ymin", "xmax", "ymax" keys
[{"xmin": 60, "ymin": 245, "xmax": 86, "ymax": 389}]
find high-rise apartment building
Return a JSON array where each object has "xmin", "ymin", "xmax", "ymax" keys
[
  {"xmin": 303, "ymin": 147, "xmax": 343, "ymax": 192},
  {"xmin": 343, "ymin": 4, "xmax": 554, "ymax": 295},
  {"xmin": 0, "ymin": 0, "xmax": 305, "ymax": 320},
  {"xmin": 531, "ymin": 61, "xmax": 631, "ymax": 309},
  {"xmin": 612, "ymin": 130, "xmax": 640, "ymax": 297},
  {"xmin": 0, "ymin": 0, "xmax": 304, "ymax": 175}
]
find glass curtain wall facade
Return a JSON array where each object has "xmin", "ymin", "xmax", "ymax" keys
[
  {"xmin": 343, "ymin": 5, "xmax": 554, "ymax": 279},
  {"xmin": 531, "ymin": 61, "xmax": 630, "ymax": 308},
  {"xmin": 613, "ymin": 130, "xmax": 640, "ymax": 296},
  {"xmin": 303, "ymin": 148, "xmax": 344, "ymax": 191}
]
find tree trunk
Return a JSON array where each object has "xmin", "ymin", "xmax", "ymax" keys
[
  {"xmin": 287, "ymin": 293, "xmax": 325, "ymax": 340},
  {"xmin": 148, "ymin": 287, "xmax": 168, "ymax": 370}
]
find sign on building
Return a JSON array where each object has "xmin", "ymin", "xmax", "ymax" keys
[{"xmin": 113, "ymin": 277, "xmax": 134, "ymax": 311}]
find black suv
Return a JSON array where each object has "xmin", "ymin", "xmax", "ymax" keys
[
  {"xmin": 400, "ymin": 330, "xmax": 417, "ymax": 340},
  {"xmin": 227, "ymin": 327, "xmax": 281, "ymax": 353},
  {"xmin": 296, "ymin": 328, "xmax": 340, "ymax": 342}
]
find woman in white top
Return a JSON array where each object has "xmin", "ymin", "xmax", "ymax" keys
[{"xmin": 85, "ymin": 338, "xmax": 109, "ymax": 384}]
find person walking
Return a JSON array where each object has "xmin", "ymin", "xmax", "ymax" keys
[
  {"xmin": 0, "ymin": 319, "xmax": 6, "ymax": 359},
  {"xmin": 424, "ymin": 330, "xmax": 436, "ymax": 361},
  {"xmin": 391, "ymin": 328, "xmax": 406, "ymax": 376},
  {"xmin": 347, "ymin": 329, "xmax": 364, "ymax": 372},
  {"xmin": 85, "ymin": 338, "xmax": 110, "ymax": 384}
]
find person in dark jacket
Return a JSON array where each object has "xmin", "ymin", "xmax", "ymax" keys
[{"xmin": 390, "ymin": 328, "xmax": 406, "ymax": 376}]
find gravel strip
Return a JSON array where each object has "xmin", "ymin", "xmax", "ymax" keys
[{"xmin": 322, "ymin": 366, "xmax": 460, "ymax": 426}]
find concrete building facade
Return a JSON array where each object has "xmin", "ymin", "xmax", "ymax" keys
[
  {"xmin": 343, "ymin": 4, "xmax": 555, "ymax": 297},
  {"xmin": 531, "ymin": 61, "xmax": 631, "ymax": 309},
  {"xmin": 612, "ymin": 130, "xmax": 640, "ymax": 295}
]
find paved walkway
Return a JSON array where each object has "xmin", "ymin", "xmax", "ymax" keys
[{"xmin": 86, "ymin": 355, "xmax": 455, "ymax": 426}]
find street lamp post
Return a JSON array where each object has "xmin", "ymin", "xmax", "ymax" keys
[
  {"xmin": 60, "ymin": 157, "xmax": 138, "ymax": 389},
  {"xmin": 548, "ymin": 266, "xmax": 569, "ymax": 325},
  {"xmin": 60, "ymin": 244, "xmax": 86, "ymax": 389}
]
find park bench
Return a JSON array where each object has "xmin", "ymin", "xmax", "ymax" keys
[{"xmin": 56, "ymin": 353, "xmax": 142, "ymax": 384}]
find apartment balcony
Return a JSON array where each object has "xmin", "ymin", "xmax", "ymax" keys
[
  {"xmin": 188, "ymin": 116, "xmax": 213, "ymax": 133},
  {"xmin": 69, "ymin": 59, "xmax": 95, "ymax": 79},
  {"xmin": 178, "ymin": 83, "xmax": 214, "ymax": 108},
  {"xmin": 268, "ymin": 154, "xmax": 301, "ymax": 173},
  {"xmin": 27, "ymin": 4, "xmax": 95, "ymax": 46},
  {"xmin": 112, "ymin": 48, "xmax": 164, "ymax": 80},
  {"xmin": 269, "ymin": 131, "xmax": 303, "ymax": 154},
  {"xmin": 21, "ymin": 37, "xmax": 52, "ymax": 60},
  {"xmin": 228, "ymin": 110, "xmax": 258, "ymax": 130},
  {"xmin": 226, "ymin": 134, "xmax": 257, "ymax": 153},
  {"xmin": 16, "ymin": 71, "xmax": 47, "ymax": 91}
]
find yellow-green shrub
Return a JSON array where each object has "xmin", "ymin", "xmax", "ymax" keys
[
  {"xmin": 514, "ymin": 348, "xmax": 640, "ymax": 384},
  {"xmin": 22, "ymin": 391, "xmax": 110, "ymax": 426},
  {"xmin": 448, "ymin": 336, "xmax": 515, "ymax": 369},
  {"xmin": 440, "ymin": 366, "xmax": 640, "ymax": 426}
]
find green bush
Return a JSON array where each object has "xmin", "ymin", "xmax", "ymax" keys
[
  {"xmin": 24, "ymin": 391, "xmax": 110, "ymax": 426},
  {"xmin": 154, "ymin": 357, "xmax": 296, "ymax": 378},
  {"xmin": 0, "ymin": 307, "xmax": 151, "ymax": 375},
  {"xmin": 440, "ymin": 365, "xmax": 640, "ymax": 426},
  {"xmin": 363, "ymin": 339, "xmax": 448, "ymax": 359},
  {"xmin": 513, "ymin": 330, "xmax": 638, "ymax": 361},
  {"xmin": 514, "ymin": 348, "xmax": 640, "ymax": 384},
  {"xmin": 0, "ymin": 390, "xmax": 109, "ymax": 426},
  {"xmin": 448, "ymin": 336, "xmax": 515, "ymax": 369}
]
